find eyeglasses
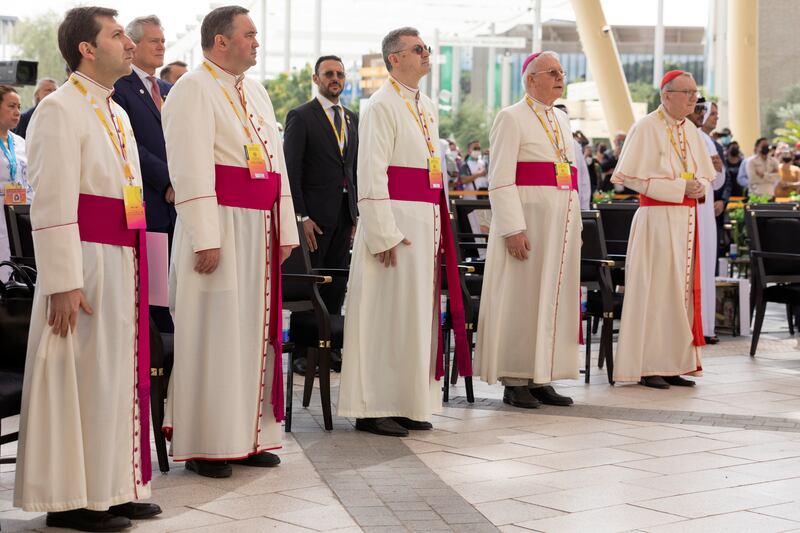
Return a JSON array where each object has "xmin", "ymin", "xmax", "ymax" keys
[
  {"xmin": 532, "ymin": 68, "xmax": 566, "ymax": 79},
  {"xmin": 321, "ymin": 70, "xmax": 345, "ymax": 79},
  {"xmin": 391, "ymin": 44, "xmax": 432, "ymax": 56},
  {"xmin": 666, "ymin": 90, "xmax": 700, "ymax": 99}
]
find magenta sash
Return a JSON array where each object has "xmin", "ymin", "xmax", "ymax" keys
[
  {"xmin": 77, "ymin": 193, "xmax": 151, "ymax": 484},
  {"xmin": 515, "ymin": 161, "xmax": 578, "ymax": 190},
  {"xmin": 214, "ymin": 164, "xmax": 286, "ymax": 422},
  {"xmin": 386, "ymin": 166, "xmax": 472, "ymax": 380}
]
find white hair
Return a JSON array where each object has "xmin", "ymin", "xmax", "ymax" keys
[
  {"xmin": 660, "ymin": 72, "xmax": 694, "ymax": 95},
  {"xmin": 521, "ymin": 51, "xmax": 560, "ymax": 91},
  {"xmin": 126, "ymin": 15, "xmax": 163, "ymax": 44}
]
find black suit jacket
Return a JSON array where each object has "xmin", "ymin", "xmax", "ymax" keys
[
  {"xmin": 13, "ymin": 106, "xmax": 36, "ymax": 139},
  {"xmin": 112, "ymin": 71, "xmax": 176, "ymax": 232},
  {"xmin": 283, "ymin": 98, "xmax": 358, "ymax": 228}
]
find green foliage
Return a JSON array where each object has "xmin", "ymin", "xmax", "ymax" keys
[
  {"xmin": 763, "ymin": 83, "xmax": 800, "ymax": 138},
  {"xmin": 774, "ymin": 118, "xmax": 800, "ymax": 146},
  {"xmin": 747, "ymin": 194, "xmax": 772, "ymax": 204},
  {"xmin": 438, "ymin": 97, "xmax": 494, "ymax": 154},
  {"xmin": 11, "ymin": 11, "xmax": 66, "ymax": 107},
  {"xmin": 627, "ymin": 81, "xmax": 660, "ymax": 113},
  {"xmin": 264, "ymin": 64, "xmax": 313, "ymax": 126},
  {"xmin": 591, "ymin": 191, "xmax": 614, "ymax": 204}
]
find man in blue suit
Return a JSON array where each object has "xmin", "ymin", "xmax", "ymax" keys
[{"xmin": 113, "ymin": 14, "xmax": 175, "ymax": 332}]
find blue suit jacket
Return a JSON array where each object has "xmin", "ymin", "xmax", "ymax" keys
[{"xmin": 113, "ymin": 72, "xmax": 176, "ymax": 233}]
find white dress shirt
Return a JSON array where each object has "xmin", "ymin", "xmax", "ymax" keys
[
  {"xmin": 316, "ymin": 94, "xmax": 348, "ymax": 152},
  {"xmin": 132, "ymin": 64, "xmax": 158, "ymax": 98}
]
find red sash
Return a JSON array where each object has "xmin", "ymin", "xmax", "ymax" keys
[
  {"xmin": 214, "ymin": 164, "xmax": 286, "ymax": 421},
  {"xmin": 77, "ymin": 194, "xmax": 151, "ymax": 484},
  {"xmin": 639, "ymin": 194, "xmax": 706, "ymax": 347},
  {"xmin": 386, "ymin": 166, "xmax": 472, "ymax": 380},
  {"xmin": 515, "ymin": 161, "xmax": 578, "ymax": 190}
]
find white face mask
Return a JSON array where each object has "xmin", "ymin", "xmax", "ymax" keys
[{"xmin": 470, "ymin": 150, "xmax": 481, "ymax": 160}]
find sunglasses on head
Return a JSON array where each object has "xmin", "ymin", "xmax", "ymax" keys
[{"xmin": 391, "ymin": 44, "xmax": 432, "ymax": 56}]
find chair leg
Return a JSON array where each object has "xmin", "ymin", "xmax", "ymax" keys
[
  {"xmin": 750, "ymin": 298, "xmax": 768, "ymax": 357},
  {"xmin": 592, "ymin": 315, "xmax": 600, "ymax": 335},
  {"xmin": 602, "ymin": 317, "xmax": 615, "ymax": 385},
  {"xmin": 285, "ymin": 350, "xmax": 294, "ymax": 432},
  {"xmin": 302, "ymin": 347, "xmax": 318, "ymax": 408},
  {"xmin": 787, "ymin": 304, "xmax": 795, "ymax": 335},
  {"xmin": 150, "ymin": 374, "xmax": 170, "ymax": 473},
  {"xmin": 465, "ymin": 329, "xmax": 475, "ymax": 403},
  {"xmin": 584, "ymin": 317, "xmax": 592, "ymax": 384},
  {"xmin": 442, "ymin": 328, "xmax": 451, "ymax": 403},
  {"xmin": 317, "ymin": 347, "xmax": 333, "ymax": 431}
]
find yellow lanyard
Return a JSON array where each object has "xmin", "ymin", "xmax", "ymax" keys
[
  {"xmin": 203, "ymin": 62, "xmax": 274, "ymax": 170},
  {"xmin": 525, "ymin": 95, "xmax": 568, "ymax": 163},
  {"xmin": 658, "ymin": 109, "xmax": 689, "ymax": 172},
  {"xmin": 389, "ymin": 78, "xmax": 436, "ymax": 157},
  {"xmin": 71, "ymin": 74, "xmax": 134, "ymax": 182},
  {"xmin": 323, "ymin": 106, "xmax": 346, "ymax": 155}
]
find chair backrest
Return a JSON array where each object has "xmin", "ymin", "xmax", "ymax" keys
[
  {"xmin": 281, "ymin": 219, "xmax": 318, "ymax": 304},
  {"xmin": 580, "ymin": 210, "xmax": 611, "ymax": 283},
  {"xmin": 746, "ymin": 210, "xmax": 800, "ymax": 284},
  {"xmin": 595, "ymin": 202, "xmax": 638, "ymax": 256},
  {"xmin": 745, "ymin": 203, "xmax": 799, "ymax": 212},
  {"xmin": 450, "ymin": 198, "xmax": 491, "ymax": 261},
  {"xmin": 4, "ymin": 205, "xmax": 35, "ymax": 263}
]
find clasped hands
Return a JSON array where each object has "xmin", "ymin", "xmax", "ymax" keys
[{"xmin": 685, "ymin": 179, "xmax": 705, "ymax": 199}]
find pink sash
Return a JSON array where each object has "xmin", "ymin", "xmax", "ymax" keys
[
  {"xmin": 386, "ymin": 166, "xmax": 472, "ymax": 380},
  {"xmin": 515, "ymin": 161, "xmax": 578, "ymax": 190},
  {"xmin": 214, "ymin": 164, "xmax": 286, "ymax": 421},
  {"xmin": 77, "ymin": 193, "xmax": 151, "ymax": 484}
]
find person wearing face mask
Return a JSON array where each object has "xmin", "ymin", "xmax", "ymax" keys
[
  {"xmin": 459, "ymin": 140, "xmax": 488, "ymax": 190},
  {"xmin": 283, "ymin": 55, "xmax": 358, "ymax": 375},
  {"xmin": 725, "ymin": 141, "xmax": 746, "ymax": 197},
  {"xmin": 774, "ymin": 148, "xmax": 800, "ymax": 197},
  {"xmin": 746, "ymin": 138, "xmax": 780, "ymax": 197}
]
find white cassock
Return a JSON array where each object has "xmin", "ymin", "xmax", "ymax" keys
[
  {"xmin": 15, "ymin": 73, "xmax": 151, "ymax": 511},
  {"xmin": 474, "ymin": 97, "xmax": 581, "ymax": 385},
  {"xmin": 698, "ymin": 131, "xmax": 725, "ymax": 336},
  {"xmin": 574, "ymin": 138, "xmax": 592, "ymax": 211},
  {"xmin": 612, "ymin": 105, "xmax": 716, "ymax": 382},
  {"xmin": 0, "ymin": 130, "xmax": 32, "ymax": 280},
  {"xmin": 162, "ymin": 61, "xmax": 298, "ymax": 460},
  {"xmin": 338, "ymin": 78, "xmax": 443, "ymax": 420}
]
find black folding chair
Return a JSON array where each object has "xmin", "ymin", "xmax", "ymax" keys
[
  {"xmin": 4, "ymin": 204, "xmax": 35, "ymax": 268},
  {"xmin": 283, "ymin": 219, "xmax": 341, "ymax": 432},
  {"xmin": 745, "ymin": 210, "xmax": 800, "ymax": 356},
  {"xmin": 580, "ymin": 211, "xmax": 619, "ymax": 385}
]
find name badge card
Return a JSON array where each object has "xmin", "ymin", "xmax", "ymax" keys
[
  {"xmin": 123, "ymin": 184, "xmax": 147, "ymax": 229},
  {"xmin": 4, "ymin": 183, "xmax": 26, "ymax": 205},
  {"xmin": 428, "ymin": 156, "xmax": 444, "ymax": 189},
  {"xmin": 555, "ymin": 162, "xmax": 572, "ymax": 190},
  {"xmin": 245, "ymin": 143, "xmax": 267, "ymax": 180}
]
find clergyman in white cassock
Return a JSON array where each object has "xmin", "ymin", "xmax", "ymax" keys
[
  {"xmin": 14, "ymin": 8, "xmax": 162, "ymax": 531},
  {"xmin": 611, "ymin": 70, "xmax": 716, "ymax": 389},
  {"xmin": 162, "ymin": 6, "xmax": 298, "ymax": 478},
  {"xmin": 338, "ymin": 28, "xmax": 470, "ymax": 437},
  {"xmin": 474, "ymin": 52, "xmax": 579, "ymax": 409}
]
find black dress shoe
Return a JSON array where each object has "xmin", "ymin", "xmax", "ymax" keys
[
  {"xmin": 704, "ymin": 336, "xmax": 720, "ymax": 345},
  {"xmin": 392, "ymin": 417, "xmax": 433, "ymax": 430},
  {"xmin": 529, "ymin": 385, "xmax": 574, "ymax": 406},
  {"xmin": 503, "ymin": 386, "xmax": 541, "ymax": 409},
  {"xmin": 46, "ymin": 509, "xmax": 131, "ymax": 532},
  {"xmin": 639, "ymin": 376, "xmax": 670, "ymax": 389},
  {"xmin": 293, "ymin": 356, "xmax": 318, "ymax": 376},
  {"xmin": 663, "ymin": 375, "xmax": 696, "ymax": 387},
  {"xmin": 185, "ymin": 459, "xmax": 233, "ymax": 478},
  {"xmin": 230, "ymin": 451, "xmax": 281, "ymax": 467},
  {"xmin": 108, "ymin": 502, "xmax": 162, "ymax": 520},
  {"xmin": 355, "ymin": 417, "xmax": 409, "ymax": 437}
]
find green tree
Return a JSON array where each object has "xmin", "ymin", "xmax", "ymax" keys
[
  {"xmin": 264, "ymin": 64, "xmax": 313, "ymax": 126},
  {"xmin": 438, "ymin": 97, "xmax": 494, "ymax": 154},
  {"xmin": 627, "ymin": 81, "xmax": 660, "ymax": 113},
  {"xmin": 11, "ymin": 11, "xmax": 66, "ymax": 106},
  {"xmin": 762, "ymin": 83, "xmax": 800, "ymax": 138}
]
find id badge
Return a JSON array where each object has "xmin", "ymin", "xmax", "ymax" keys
[
  {"xmin": 4, "ymin": 183, "xmax": 26, "ymax": 205},
  {"xmin": 428, "ymin": 156, "xmax": 443, "ymax": 189},
  {"xmin": 681, "ymin": 171, "xmax": 695, "ymax": 181},
  {"xmin": 555, "ymin": 162, "xmax": 572, "ymax": 190},
  {"xmin": 123, "ymin": 184, "xmax": 147, "ymax": 229},
  {"xmin": 245, "ymin": 143, "xmax": 267, "ymax": 179}
]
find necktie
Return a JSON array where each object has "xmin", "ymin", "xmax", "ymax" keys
[
  {"xmin": 333, "ymin": 105, "xmax": 345, "ymax": 150},
  {"xmin": 147, "ymin": 76, "xmax": 162, "ymax": 111}
]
